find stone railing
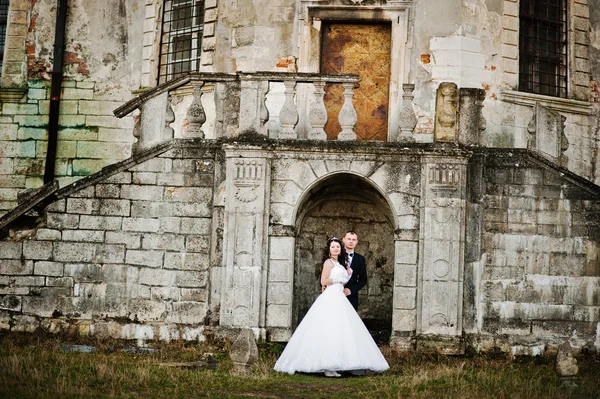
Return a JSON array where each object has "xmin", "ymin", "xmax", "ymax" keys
[{"xmin": 114, "ymin": 72, "xmax": 360, "ymax": 152}]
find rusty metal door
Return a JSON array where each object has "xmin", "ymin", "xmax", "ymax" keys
[{"xmin": 321, "ymin": 23, "xmax": 391, "ymax": 141}]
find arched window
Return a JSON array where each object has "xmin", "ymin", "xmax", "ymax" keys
[{"xmin": 158, "ymin": 0, "xmax": 204, "ymax": 84}]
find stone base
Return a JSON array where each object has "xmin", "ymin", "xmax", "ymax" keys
[
  {"xmin": 267, "ymin": 327, "xmax": 292, "ymax": 342},
  {"xmin": 389, "ymin": 334, "xmax": 414, "ymax": 352},
  {"xmin": 415, "ymin": 335, "xmax": 465, "ymax": 355}
]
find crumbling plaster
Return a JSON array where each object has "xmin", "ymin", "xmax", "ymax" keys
[{"xmin": 27, "ymin": 0, "xmax": 143, "ymax": 98}]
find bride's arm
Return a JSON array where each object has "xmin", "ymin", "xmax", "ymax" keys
[{"xmin": 320, "ymin": 260, "xmax": 335, "ymax": 286}]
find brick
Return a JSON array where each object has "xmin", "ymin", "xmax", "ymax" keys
[
  {"xmin": 22, "ymin": 241, "xmax": 53, "ymax": 260},
  {"xmin": 53, "ymin": 242, "xmax": 97, "ymax": 263},
  {"xmin": 0, "ymin": 140, "xmax": 36, "ymax": 157},
  {"xmin": 57, "ymin": 127, "xmax": 98, "ymax": 141},
  {"xmin": 0, "ymin": 259, "xmax": 32, "ymax": 275},
  {"xmin": 62, "ymin": 87, "xmax": 93, "ymax": 100},
  {"xmin": 180, "ymin": 218, "xmax": 211, "ymax": 235},
  {"xmin": 0, "ymin": 175, "xmax": 26, "ymax": 188},
  {"xmin": 0, "ymin": 124, "xmax": 18, "ymax": 140},
  {"xmin": 94, "ymin": 244, "xmax": 126, "ymax": 264},
  {"xmin": 2, "ymin": 102, "xmax": 37, "ymax": 115},
  {"xmin": 120, "ymin": 185, "xmax": 164, "ymax": 201},
  {"xmin": 132, "ymin": 172, "xmax": 157, "ymax": 185},
  {"xmin": 164, "ymin": 187, "xmax": 212, "ymax": 202},
  {"xmin": 72, "ymin": 159, "xmax": 114, "ymax": 176},
  {"xmin": 66, "ymin": 198, "xmax": 100, "ymax": 214},
  {"xmin": 126, "ymin": 250, "xmax": 164, "ymax": 267},
  {"xmin": 105, "ymin": 231, "xmax": 141, "ymax": 249},
  {"xmin": 98, "ymin": 128, "xmax": 134, "ymax": 143},
  {"xmin": 76, "ymin": 141, "xmax": 131, "ymax": 159},
  {"xmin": 34, "ymin": 261, "xmax": 64, "ymax": 276},
  {"xmin": 142, "ymin": 233, "xmax": 185, "ymax": 251},
  {"xmin": 79, "ymin": 215, "xmax": 122, "ymax": 230},
  {"xmin": 96, "ymin": 184, "xmax": 121, "ymax": 198},
  {"xmin": 122, "ymin": 217, "xmax": 161, "ymax": 232},
  {"xmin": 17, "ymin": 127, "xmax": 48, "ymax": 140},
  {"xmin": 13, "ymin": 115, "xmax": 49, "ymax": 127},
  {"xmin": 186, "ymin": 235, "xmax": 210, "ymax": 253},
  {"xmin": 64, "ymin": 263, "xmax": 103, "ymax": 282},
  {"xmin": 62, "ymin": 229, "xmax": 105, "ymax": 242},
  {"xmin": 86, "ymin": 115, "xmax": 134, "ymax": 130},
  {"xmin": 0, "ymin": 241, "xmax": 23, "ymax": 259},
  {"xmin": 78, "ymin": 100, "xmax": 123, "ymax": 115},
  {"xmin": 46, "ymin": 277, "xmax": 74, "ymax": 287},
  {"xmin": 57, "ymin": 115, "xmax": 86, "ymax": 127},
  {"xmin": 175, "ymin": 270, "xmax": 208, "ymax": 288},
  {"xmin": 502, "ymin": 15, "xmax": 518, "ymax": 31},
  {"xmin": 99, "ymin": 199, "xmax": 131, "ymax": 216},
  {"xmin": 10, "ymin": 276, "xmax": 44, "ymax": 286},
  {"xmin": 36, "ymin": 228, "xmax": 61, "ymax": 240},
  {"xmin": 172, "ymin": 202, "xmax": 211, "ymax": 217}
]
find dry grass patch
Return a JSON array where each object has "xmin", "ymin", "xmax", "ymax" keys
[{"xmin": 0, "ymin": 332, "xmax": 598, "ymax": 398}]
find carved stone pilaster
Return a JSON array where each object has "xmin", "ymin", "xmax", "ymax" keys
[
  {"xmin": 185, "ymin": 84, "xmax": 206, "ymax": 138},
  {"xmin": 458, "ymin": 88, "xmax": 486, "ymax": 146},
  {"xmin": 527, "ymin": 102, "xmax": 569, "ymax": 164},
  {"xmin": 308, "ymin": 81, "xmax": 328, "ymax": 140},
  {"xmin": 398, "ymin": 83, "xmax": 417, "ymax": 142},
  {"xmin": 434, "ymin": 82, "xmax": 458, "ymax": 143},
  {"xmin": 337, "ymin": 82, "xmax": 358, "ymax": 141},
  {"xmin": 279, "ymin": 80, "xmax": 299, "ymax": 139},
  {"xmin": 164, "ymin": 97, "xmax": 175, "ymax": 139},
  {"xmin": 221, "ymin": 148, "xmax": 272, "ymax": 329},
  {"xmin": 418, "ymin": 156, "xmax": 468, "ymax": 351}
]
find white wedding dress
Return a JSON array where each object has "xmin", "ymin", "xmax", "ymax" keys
[{"xmin": 274, "ymin": 259, "xmax": 389, "ymax": 375}]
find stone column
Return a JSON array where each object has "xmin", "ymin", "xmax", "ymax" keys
[
  {"xmin": 458, "ymin": 88, "xmax": 486, "ymax": 146},
  {"xmin": 434, "ymin": 83, "xmax": 458, "ymax": 143},
  {"xmin": 265, "ymin": 225, "xmax": 296, "ymax": 341},
  {"xmin": 417, "ymin": 156, "xmax": 468, "ymax": 354},
  {"xmin": 220, "ymin": 146, "xmax": 272, "ymax": 332}
]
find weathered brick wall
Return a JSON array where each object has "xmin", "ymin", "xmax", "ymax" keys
[
  {"xmin": 0, "ymin": 0, "xmax": 143, "ymax": 215},
  {"xmin": 0, "ymin": 145, "xmax": 218, "ymax": 341},
  {"xmin": 472, "ymin": 152, "xmax": 600, "ymax": 349}
]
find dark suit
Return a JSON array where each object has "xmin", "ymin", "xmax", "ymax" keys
[{"xmin": 345, "ymin": 252, "xmax": 367, "ymax": 310}]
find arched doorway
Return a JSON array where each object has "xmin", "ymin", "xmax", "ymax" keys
[{"xmin": 293, "ymin": 173, "xmax": 395, "ymax": 342}]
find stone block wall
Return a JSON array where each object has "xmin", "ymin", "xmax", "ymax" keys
[
  {"xmin": 472, "ymin": 151, "xmax": 600, "ymax": 349},
  {"xmin": 0, "ymin": 80, "xmax": 135, "ymax": 215},
  {"xmin": 0, "ymin": 144, "xmax": 218, "ymax": 341}
]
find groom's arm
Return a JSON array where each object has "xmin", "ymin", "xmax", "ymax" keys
[{"xmin": 348, "ymin": 257, "xmax": 367, "ymax": 296}]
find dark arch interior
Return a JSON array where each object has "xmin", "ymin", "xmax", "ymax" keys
[{"xmin": 293, "ymin": 173, "xmax": 394, "ymax": 343}]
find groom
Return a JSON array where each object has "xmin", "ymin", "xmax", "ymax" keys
[{"xmin": 342, "ymin": 231, "xmax": 367, "ymax": 310}]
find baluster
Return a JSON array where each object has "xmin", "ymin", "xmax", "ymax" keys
[
  {"xmin": 308, "ymin": 81, "xmax": 328, "ymax": 140},
  {"xmin": 278, "ymin": 80, "xmax": 299, "ymax": 139},
  {"xmin": 398, "ymin": 83, "xmax": 417, "ymax": 142},
  {"xmin": 185, "ymin": 83, "xmax": 206, "ymax": 138},
  {"xmin": 259, "ymin": 80, "xmax": 270, "ymax": 136},
  {"xmin": 337, "ymin": 82, "xmax": 357, "ymax": 141},
  {"xmin": 164, "ymin": 96, "xmax": 175, "ymax": 139}
]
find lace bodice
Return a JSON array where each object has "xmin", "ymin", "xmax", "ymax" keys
[{"xmin": 328, "ymin": 259, "xmax": 347, "ymax": 282}]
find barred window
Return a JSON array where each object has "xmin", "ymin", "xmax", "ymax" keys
[
  {"xmin": 158, "ymin": 0, "xmax": 204, "ymax": 84},
  {"xmin": 519, "ymin": 0, "xmax": 568, "ymax": 98},
  {"xmin": 0, "ymin": 0, "xmax": 9, "ymax": 79}
]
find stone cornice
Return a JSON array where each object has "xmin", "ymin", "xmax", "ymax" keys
[{"xmin": 499, "ymin": 89, "xmax": 593, "ymax": 115}]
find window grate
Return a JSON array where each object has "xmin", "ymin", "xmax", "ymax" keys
[
  {"xmin": 0, "ymin": 0, "xmax": 9, "ymax": 79},
  {"xmin": 519, "ymin": 0, "xmax": 568, "ymax": 98},
  {"xmin": 158, "ymin": 0, "xmax": 204, "ymax": 84}
]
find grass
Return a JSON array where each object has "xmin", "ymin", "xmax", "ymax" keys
[{"xmin": 0, "ymin": 332, "xmax": 599, "ymax": 398}]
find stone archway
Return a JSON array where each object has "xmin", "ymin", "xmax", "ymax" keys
[{"xmin": 293, "ymin": 173, "xmax": 395, "ymax": 342}]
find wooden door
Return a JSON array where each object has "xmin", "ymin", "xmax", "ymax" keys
[{"xmin": 321, "ymin": 23, "xmax": 392, "ymax": 141}]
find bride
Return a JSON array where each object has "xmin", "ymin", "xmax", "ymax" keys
[{"xmin": 274, "ymin": 237, "xmax": 389, "ymax": 377}]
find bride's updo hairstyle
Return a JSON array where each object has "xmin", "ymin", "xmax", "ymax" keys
[{"xmin": 321, "ymin": 236, "xmax": 348, "ymax": 267}]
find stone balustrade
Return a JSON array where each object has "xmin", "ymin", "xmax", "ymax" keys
[{"xmin": 114, "ymin": 72, "xmax": 360, "ymax": 152}]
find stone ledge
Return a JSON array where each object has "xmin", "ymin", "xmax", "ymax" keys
[
  {"xmin": 0, "ymin": 88, "xmax": 28, "ymax": 102},
  {"xmin": 499, "ymin": 89, "xmax": 593, "ymax": 115}
]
